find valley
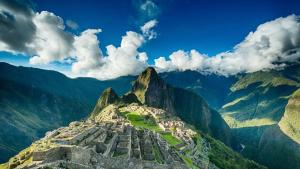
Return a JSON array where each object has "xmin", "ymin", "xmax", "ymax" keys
[{"xmin": 1, "ymin": 63, "xmax": 300, "ymax": 169}]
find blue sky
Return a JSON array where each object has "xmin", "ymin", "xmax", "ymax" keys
[
  {"xmin": 32, "ymin": 0, "xmax": 300, "ymax": 60},
  {"xmin": 1, "ymin": 0, "xmax": 300, "ymax": 79}
]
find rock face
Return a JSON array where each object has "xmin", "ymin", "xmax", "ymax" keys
[
  {"xmin": 132, "ymin": 67, "xmax": 233, "ymax": 147},
  {"xmin": 121, "ymin": 92, "xmax": 141, "ymax": 104},
  {"xmin": 91, "ymin": 87, "xmax": 120, "ymax": 117}
]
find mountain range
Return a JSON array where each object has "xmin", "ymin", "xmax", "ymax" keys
[
  {"xmin": 0, "ymin": 62, "xmax": 300, "ymax": 169},
  {"xmin": 1, "ymin": 66, "xmax": 265, "ymax": 169}
]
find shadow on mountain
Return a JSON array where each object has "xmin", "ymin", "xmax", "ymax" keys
[{"xmin": 233, "ymin": 124, "xmax": 300, "ymax": 169}]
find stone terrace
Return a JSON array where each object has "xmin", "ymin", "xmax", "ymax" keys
[{"xmin": 8, "ymin": 120, "xmax": 188, "ymax": 169}]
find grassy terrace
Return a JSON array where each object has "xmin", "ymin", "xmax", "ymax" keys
[
  {"xmin": 119, "ymin": 111, "xmax": 182, "ymax": 146},
  {"xmin": 126, "ymin": 112, "xmax": 162, "ymax": 132},
  {"xmin": 160, "ymin": 133, "xmax": 181, "ymax": 146},
  {"xmin": 181, "ymin": 155, "xmax": 198, "ymax": 169},
  {"xmin": 119, "ymin": 110, "xmax": 198, "ymax": 165}
]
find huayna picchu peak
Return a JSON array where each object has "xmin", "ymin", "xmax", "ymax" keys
[
  {"xmin": 0, "ymin": 67, "xmax": 265, "ymax": 169},
  {"xmin": 132, "ymin": 67, "xmax": 234, "ymax": 147}
]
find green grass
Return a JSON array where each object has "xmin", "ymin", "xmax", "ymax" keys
[
  {"xmin": 113, "ymin": 151, "xmax": 126, "ymax": 157},
  {"xmin": 204, "ymin": 134, "xmax": 266, "ymax": 169},
  {"xmin": 153, "ymin": 142, "xmax": 164, "ymax": 163},
  {"xmin": 121, "ymin": 111, "xmax": 182, "ymax": 146},
  {"xmin": 121, "ymin": 111, "xmax": 162, "ymax": 132},
  {"xmin": 181, "ymin": 156, "xmax": 199, "ymax": 169},
  {"xmin": 160, "ymin": 133, "xmax": 182, "ymax": 146}
]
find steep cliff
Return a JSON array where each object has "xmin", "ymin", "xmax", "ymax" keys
[{"xmin": 132, "ymin": 67, "xmax": 233, "ymax": 147}]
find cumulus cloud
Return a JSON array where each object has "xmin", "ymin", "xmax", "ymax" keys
[
  {"xmin": 155, "ymin": 50, "xmax": 208, "ymax": 72},
  {"xmin": 155, "ymin": 14, "xmax": 300, "ymax": 75},
  {"xmin": 0, "ymin": 0, "xmax": 74, "ymax": 65},
  {"xmin": 0, "ymin": 0, "xmax": 154, "ymax": 80},
  {"xmin": 72, "ymin": 29, "xmax": 103, "ymax": 76},
  {"xmin": 79, "ymin": 20, "xmax": 160, "ymax": 79},
  {"xmin": 141, "ymin": 19, "xmax": 158, "ymax": 39},
  {"xmin": 2, "ymin": 0, "xmax": 299, "ymax": 80},
  {"xmin": 29, "ymin": 11, "xmax": 74, "ymax": 64},
  {"xmin": 0, "ymin": 0, "xmax": 36, "ymax": 54},
  {"xmin": 75, "ymin": 31, "xmax": 148, "ymax": 80}
]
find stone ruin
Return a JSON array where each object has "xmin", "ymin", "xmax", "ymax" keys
[{"xmin": 8, "ymin": 121, "xmax": 189, "ymax": 169}]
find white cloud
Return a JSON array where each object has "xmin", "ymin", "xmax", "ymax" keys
[
  {"xmin": 0, "ymin": 0, "xmax": 36, "ymax": 54},
  {"xmin": 29, "ymin": 11, "xmax": 74, "ymax": 65},
  {"xmin": 76, "ymin": 31, "xmax": 148, "ymax": 80},
  {"xmin": 72, "ymin": 29, "xmax": 102, "ymax": 76},
  {"xmin": 2, "ymin": 0, "xmax": 300, "ymax": 80},
  {"xmin": 141, "ymin": 19, "xmax": 158, "ymax": 39},
  {"xmin": 0, "ymin": 0, "xmax": 154, "ymax": 80},
  {"xmin": 155, "ymin": 50, "xmax": 207, "ymax": 72},
  {"xmin": 0, "ymin": 1, "xmax": 75, "ymax": 65},
  {"xmin": 138, "ymin": 52, "xmax": 148, "ymax": 63},
  {"xmin": 155, "ymin": 14, "xmax": 300, "ymax": 75}
]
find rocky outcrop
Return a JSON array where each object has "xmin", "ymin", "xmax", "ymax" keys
[
  {"xmin": 91, "ymin": 87, "xmax": 120, "ymax": 118},
  {"xmin": 121, "ymin": 92, "xmax": 141, "ymax": 104},
  {"xmin": 132, "ymin": 67, "xmax": 233, "ymax": 147}
]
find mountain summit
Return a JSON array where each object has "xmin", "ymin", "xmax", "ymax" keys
[
  {"xmin": 132, "ymin": 67, "xmax": 163, "ymax": 104},
  {"xmin": 132, "ymin": 67, "xmax": 233, "ymax": 146}
]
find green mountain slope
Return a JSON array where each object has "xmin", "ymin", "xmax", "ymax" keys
[
  {"xmin": 218, "ymin": 65, "xmax": 300, "ymax": 169},
  {"xmin": 2, "ymin": 62, "xmax": 300, "ymax": 169},
  {"xmin": 233, "ymin": 125, "xmax": 300, "ymax": 169},
  {"xmin": 159, "ymin": 64, "xmax": 300, "ymax": 169},
  {"xmin": 221, "ymin": 69, "xmax": 300, "ymax": 128},
  {"xmin": 0, "ymin": 62, "xmax": 133, "ymax": 163},
  {"xmin": 1, "ymin": 67, "xmax": 266, "ymax": 169},
  {"xmin": 279, "ymin": 88, "xmax": 300, "ymax": 144}
]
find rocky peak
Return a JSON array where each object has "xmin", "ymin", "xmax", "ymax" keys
[
  {"xmin": 132, "ymin": 67, "xmax": 233, "ymax": 146},
  {"xmin": 138, "ymin": 67, "xmax": 160, "ymax": 83},
  {"xmin": 132, "ymin": 67, "xmax": 165, "ymax": 104},
  {"xmin": 91, "ymin": 87, "xmax": 119, "ymax": 117}
]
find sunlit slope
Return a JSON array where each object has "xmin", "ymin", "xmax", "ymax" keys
[
  {"xmin": 279, "ymin": 88, "xmax": 300, "ymax": 144},
  {"xmin": 221, "ymin": 68, "xmax": 300, "ymax": 128}
]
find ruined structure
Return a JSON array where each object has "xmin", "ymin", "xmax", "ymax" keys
[{"xmin": 5, "ymin": 104, "xmax": 219, "ymax": 169}]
